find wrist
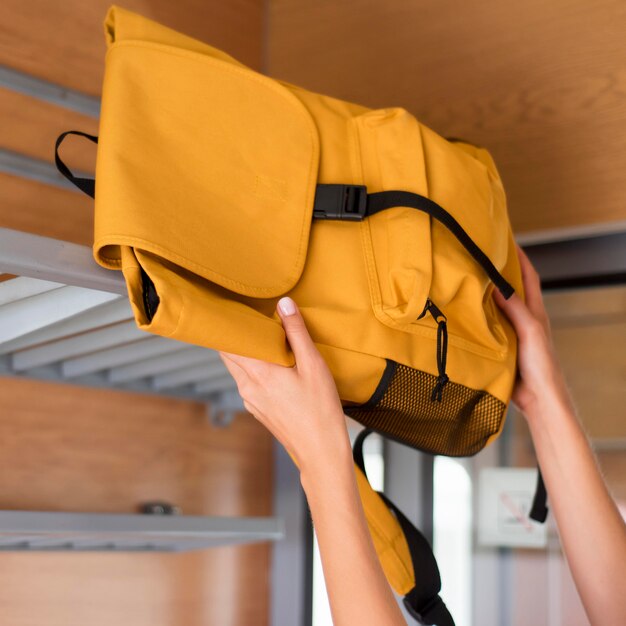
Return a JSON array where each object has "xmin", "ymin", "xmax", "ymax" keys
[
  {"xmin": 299, "ymin": 426, "xmax": 354, "ymax": 492},
  {"xmin": 525, "ymin": 385, "xmax": 578, "ymax": 434}
]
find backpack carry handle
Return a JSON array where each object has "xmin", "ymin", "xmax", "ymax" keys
[{"xmin": 55, "ymin": 130, "xmax": 98, "ymax": 198}]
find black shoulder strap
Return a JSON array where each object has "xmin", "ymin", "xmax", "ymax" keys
[
  {"xmin": 529, "ymin": 465, "xmax": 549, "ymax": 522},
  {"xmin": 353, "ymin": 428, "xmax": 455, "ymax": 626},
  {"xmin": 55, "ymin": 130, "xmax": 98, "ymax": 198}
]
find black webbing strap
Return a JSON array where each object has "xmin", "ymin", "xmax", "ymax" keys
[
  {"xmin": 353, "ymin": 428, "xmax": 455, "ymax": 626},
  {"xmin": 54, "ymin": 130, "xmax": 98, "ymax": 198},
  {"xmin": 529, "ymin": 465, "xmax": 549, "ymax": 522},
  {"xmin": 313, "ymin": 184, "xmax": 515, "ymax": 300}
]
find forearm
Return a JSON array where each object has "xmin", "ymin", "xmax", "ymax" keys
[
  {"xmin": 300, "ymin": 429, "xmax": 407, "ymax": 626},
  {"xmin": 527, "ymin": 392, "xmax": 626, "ymax": 625}
]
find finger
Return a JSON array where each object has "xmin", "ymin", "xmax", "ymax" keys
[
  {"xmin": 492, "ymin": 290, "xmax": 535, "ymax": 339},
  {"xmin": 276, "ymin": 297, "xmax": 319, "ymax": 370},
  {"xmin": 514, "ymin": 242, "xmax": 546, "ymax": 319}
]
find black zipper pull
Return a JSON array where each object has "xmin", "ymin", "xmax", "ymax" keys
[{"xmin": 418, "ymin": 298, "xmax": 449, "ymax": 402}]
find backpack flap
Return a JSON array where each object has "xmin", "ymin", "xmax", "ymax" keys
[{"xmin": 92, "ymin": 6, "xmax": 320, "ymax": 362}]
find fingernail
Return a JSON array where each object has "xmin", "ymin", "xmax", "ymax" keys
[{"xmin": 278, "ymin": 296, "xmax": 296, "ymax": 316}]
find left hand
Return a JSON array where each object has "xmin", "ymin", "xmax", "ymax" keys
[
  {"xmin": 492, "ymin": 242, "xmax": 574, "ymax": 421},
  {"xmin": 217, "ymin": 296, "xmax": 351, "ymax": 471}
]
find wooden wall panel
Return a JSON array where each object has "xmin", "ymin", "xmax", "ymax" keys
[
  {"xmin": 0, "ymin": 378, "xmax": 273, "ymax": 626},
  {"xmin": 267, "ymin": 0, "xmax": 626, "ymax": 236},
  {"xmin": 550, "ymin": 321, "xmax": 626, "ymax": 439},
  {"xmin": 0, "ymin": 548, "xmax": 268, "ymax": 626},
  {"xmin": 0, "ymin": 173, "xmax": 94, "ymax": 245},
  {"xmin": 0, "ymin": 379, "xmax": 271, "ymax": 515}
]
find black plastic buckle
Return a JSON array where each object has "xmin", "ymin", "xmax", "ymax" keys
[
  {"xmin": 313, "ymin": 184, "xmax": 368, "ymax": 221},
  {"xmin": 402, "ymin": 594, "xmax": 449, "ymax": 625}
]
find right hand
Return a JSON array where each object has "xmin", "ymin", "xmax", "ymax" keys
[
  {"xmin": 492, "ymin": 242, "xmax": 575, "ymax": 420},
  {"xmin": 217, "ymin": 296, "xmax": 351, "ymax": 476}
]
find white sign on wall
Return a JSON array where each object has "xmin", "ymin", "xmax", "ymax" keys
[{"xmin": 478, "ymin": 467, "xmax": 548, "ymax": 549}]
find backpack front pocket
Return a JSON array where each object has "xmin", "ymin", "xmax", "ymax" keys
[
  {"xmin": 351, "ymin": 107, "xmax": 433, "ymax": 329},
  {"xmin": 352, "ymin": 108, "xmax": 513, "ymax": 360}
]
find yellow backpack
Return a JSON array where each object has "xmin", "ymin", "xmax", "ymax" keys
[{"xmin": 54, "ymin": 5, "xmax": 548, "ymax": 624}]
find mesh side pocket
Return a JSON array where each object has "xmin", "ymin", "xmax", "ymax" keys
[{"xmin": 343, "ymin": 360, "xmax": 506, "ymax": 457}]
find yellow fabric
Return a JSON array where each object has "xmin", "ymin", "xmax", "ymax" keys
[
  {"xmin": 352, "ymin": 463, "xmax": 415, "ymax": 595},
  {"xmin": 93, "ymin": 4, "xmax": 526, "ymax": 597}
]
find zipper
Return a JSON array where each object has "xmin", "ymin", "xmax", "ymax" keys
[{"xmin": 417, "ymin": 298, "xmax": 449, "ymax": 402}]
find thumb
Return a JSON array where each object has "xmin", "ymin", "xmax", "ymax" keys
[
  {"xmin": 493, "ymin": 289, "xmax": 534, "ymax": 340},
  {"xmin": 277, "ymin": 296, "xmax": 317, "ymax": 365}
]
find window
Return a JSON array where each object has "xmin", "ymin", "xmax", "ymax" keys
[{"xmin": 433, "ymin": 456, "xmax": 472, "ymax": 626}]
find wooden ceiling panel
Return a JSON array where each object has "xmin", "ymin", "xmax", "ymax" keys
[{"xmin": 267, "ymin": 0, "xmax": 626, "ymax": 236}]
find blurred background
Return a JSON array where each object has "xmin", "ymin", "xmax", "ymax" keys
[{"xmin": 0, "ymin": 1, "xmax": 624, "ymax": 625}]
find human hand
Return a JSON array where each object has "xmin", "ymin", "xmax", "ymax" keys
[
  {"xmin": 492, "ymin": 243, "xmax": 575, "ymax": 420},
  {"xmin": 217, "ymin": 296, "xmax": 352, "ymax": 473}
]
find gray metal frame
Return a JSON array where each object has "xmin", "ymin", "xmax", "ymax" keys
[
  {"xmin": 0, "ymin": 510, "xmax": 284, "ymax": 552},
  {"xmin": 270, "ymin": 439, "xmax": 310, "ymax": 625},
  {"xmin": 0, "ymin": 227, "xmax": 126, "ymax": 294},
  {"xmin": 0, "ymin": 147, "xmax": 95, "ymax": 192},
  {"xmin": 0, "ymin": 64, "xmax": 100, "ymax": 117},
  {"xmin": 523, "ymin": 231, "xmax": 626, "ymax": 284}
]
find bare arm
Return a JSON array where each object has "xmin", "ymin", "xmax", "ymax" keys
[
  {"xmin": 300, "ymin": 431, "xmax": 407, "ymax": 626},
  {"xmin": 493, "ymin": 243, "xmax": 626, "ymax": 626},
  {"xmin": 218, "ymin": 296, "xmax": 406, "ymax": 626}
]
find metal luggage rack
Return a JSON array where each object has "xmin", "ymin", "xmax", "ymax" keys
[
  {"xmin": 0, "ymin": 226, "xmax": 284, "ymax": 551},
  {"xmin": 0, "ymin": 226, "xmax": 243, "ymax": 426}
]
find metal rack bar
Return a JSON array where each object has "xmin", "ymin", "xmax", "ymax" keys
[
  {"xmin": 0, "ymin": 510, "xmax": 284, "ymax": 552},
  {"xmin": 0, "ymin": 276, "xmax": 64, "ymax": 305},
  {"xmin": 62, "ymin": 337, "xmax": 182, "ymax": 379},
  {"xmin": 0, "ymin": 297, "xmax": 132, "ymax": 354},
  {"xmin": 0, "ymin": 228, "xmax": 126, "ymax": 295},
  {"xmin": 107, "ymin": 346, "xmax": 214, "ymax": 383},
  {"xmin": 1, "ymin": 287, "xmax": 120, "ymax": 346}
]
